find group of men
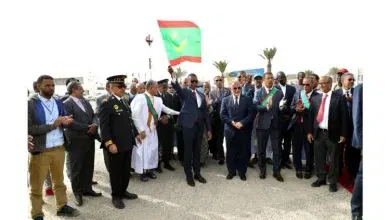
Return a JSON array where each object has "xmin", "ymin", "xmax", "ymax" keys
[{"xmin": 27, "ymin": 66, "xmax": 363, "ymax": 220}]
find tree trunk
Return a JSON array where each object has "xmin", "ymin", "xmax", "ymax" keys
[{"xmin": 267, "ymin": 60, "xmax": 272, "ymax": 73}]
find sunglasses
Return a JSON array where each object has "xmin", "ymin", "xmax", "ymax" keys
[
  {"xmin": 347, "ymin": 78, "xmax": 355, "ymax": 81},
  {"xmin": 190, "ymin": 80, "xmax": 198, "ymax": 84},
  {"xmin": 303, "ymin": 84, "xmax": 311, "ymax": 86},
  {"xmin": 115, "ymin": 85, "xmax": 127, "ymax": 89},
  {"xmin": 215, "ymin": 79, "xmax": 222, "ymax": 82},
  {"xmin": 233, "ymin": 87, "xmax": 241, "ymax": 90}
]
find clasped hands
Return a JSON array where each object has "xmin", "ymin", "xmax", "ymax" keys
[
  {"xmin": 52, "ymin": 115, "xmax": 73, "ymax": 128},
  {"xmin": 232, "ymin": 121, "xmax": 243, "ymax": 129},
  {"xmin": 296, "ymin": 99, "xmax": 305, "ymax": 112}
]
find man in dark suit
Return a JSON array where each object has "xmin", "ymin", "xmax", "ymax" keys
[
  {"xmin": 289, "ymin": 77, "xmax": 320, "ymax": 179},
  {"xmin": 209, "ymin": 76, "xmax": 231, "ymax": 164},
  {"xmin": 334, "ymin": 72, "xmax": 360, "ymax": 182},
  {"xmin": 275, "ymin": 71, "xmax": 296, "ymax": 169},
  {"xmin": 307, "ymin": 76, "xmax": 348, "ymax": 192},
  {"xmin": 63, "ymin": 82, "xmax": 102, "ymax": 207},
  {"xmin": 220, "ymin": 80, "xmax": 253, "ymax": 181},
  {"xmin": 99, "ymin": 75, "xmax": 142, "ymax": 209},
  {"xmin": 60, "ymin": 78, "xmax": 79, "ymax": 102},
  {"xmin": 168, "ymin": 66, "xmax": 212, "ymax": 187},
  {"xmin": 253, "ymin": 72, "xmax": 285, "ymax": 182},
  {"xmin": 350, "ymin": 83, "xmax": 363, "ymax": 220},
  {"xmin": 156, "ymin": 79, "xmax": 176, "ymax": 172}
]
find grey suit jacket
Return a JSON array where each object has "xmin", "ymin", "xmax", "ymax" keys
[
  {"xmin": 253, "ymin": 87, "xmax": 284, "ymax": 130},
  {"xmin": 63, "ymin": 97, "xmax": 98, "ymax": 147}
]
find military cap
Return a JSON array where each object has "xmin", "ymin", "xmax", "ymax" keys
[
  {"xmin": 157, "ymin": 79, "xmax": 169, "ymax": 85},
  {"xmin": 107, "ymin": 75, "xmax": 127, "ymax": 83},
  {"xmin": 336, "ymin": 68, "xmax": 349, "ymax": 75}
]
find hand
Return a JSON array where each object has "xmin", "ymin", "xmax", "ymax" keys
[
  {"xmin": 136, "ymin": 135, "xmax": 143, "ymax": 144},
  {"xmin": 108, "ymin": 144, "xmax": 118, "ymax": 154},
  {"xmin": 87, "ymin": 124, "xmax": 97, "ymax": 134},
  {"xmin": 52, "ymin": 117, "xmax": 64, "ymax": 127},
  {"xmin": 160, "ymin": 116, "xmax": 169, "ymax": 125},
  {"xmin": 267, "ymin": 98, "xmax": 273, "ymax": 109},
  {"xmin": 235, "ymin": 122, "xmax": 243, "ymax": 129},
  {"xmin": 168, "ymin": 66, "xmax": 175, "ymax": 78},
  {"xmin": 279, "ymin": 98, "xmax": 287, "ymax": 108},
  {"xmin": 28, "ymin": 135, "xmax": 34, "ymax": 151},
  {"xmin": 140, "ymin": 131, "xmax": 146, "ymax": 139},
  {"xmin": 61, "ymin": 115, "xmax": 73, "ymax": 125},
  {"xmin": 207, "ymin": 131, "xmax": 212, "ymax": 140},
  {"xmin": 307, "ymin": 133, "xmax": 314, "ymax": 143},
  {"xmin": 207, "ymin": 98, "xmax": 213, "ymax": 105},
  {"xmin": 339, "ymin": 136, "xmax": 346, "ymax": 143}
]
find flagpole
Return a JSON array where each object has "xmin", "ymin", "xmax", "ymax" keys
[{"xmin": 145, "ymin": 34, "xmax": 153, "ymax": 80}]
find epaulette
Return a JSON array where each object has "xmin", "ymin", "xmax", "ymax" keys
[{"xmin": 102, "ymin": 98, "xmax": 108, "ymax": 103}]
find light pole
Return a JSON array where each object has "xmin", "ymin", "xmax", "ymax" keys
[{"xmin": 145, "ymin": 34, "xmax": 153, "ymax": 79}]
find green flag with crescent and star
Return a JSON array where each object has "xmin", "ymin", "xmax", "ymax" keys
[{"xmin": 157, "ymin": 20, "xmax": 201, "ymax": 66}]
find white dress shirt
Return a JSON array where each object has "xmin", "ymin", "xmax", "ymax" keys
[
  {"xmin": 71, "ymin": 96, "xmax": 86, "ymax": 112},
  {"xmin": 318, "ymin": 91, "xmax": 332, "ymax": 129},
  {"xmin": 279, "ymin": 84, "xmax": 286, "ymax": 97},
  {"xmin": 233, "ymin": 95, "xmax": 240, "ymax": 105},
  {"xmin": 342, "ymin": 88, "xmax": 352, "ymax": 96}
]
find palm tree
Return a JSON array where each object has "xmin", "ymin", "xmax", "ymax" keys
[
  {"xmin": 326, "ymin": 67, "xmax": 339, "ymax": 81},
  {"xmin": 304, "ymin": 69, "xmax": 315, "ymax": 76},
  {"xmin": 175, "ymin": 67, "xmax": 187, "ymax": 80},
  {"xmin": 213, "ymin": 60, "xmax": 229, "ymax": 77},
  {"xmin": 259, "ymin": 47, "xmax": 277, "ymax": 73}
]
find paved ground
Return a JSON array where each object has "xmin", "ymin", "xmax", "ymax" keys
[{"xmin": 38, "ymin": 146, "xmax": 352, "ymax": 220}]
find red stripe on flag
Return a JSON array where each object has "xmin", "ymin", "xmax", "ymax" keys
[
  {"xmin": 169, "ymin": 56, "xmax": 201, "ymax": 66},
  {"xmin": 157, "ymin": 20, "xmax": 199, "ymax": 28}
]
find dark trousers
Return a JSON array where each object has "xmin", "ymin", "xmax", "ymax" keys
[
  {"xmin": 176, "ymin": 130, "xmax": 185, "ymax": 162},
  {"xmin": 292, "ymin": 123, "xmax": 313, "ymax": 172},
  {"xmin": 226, "ymin": 130, "xmax": 248, "ymax": 175},
  {"xmin": 351, "ymin": 160, "xmax": 363, "ymax": 217},
  {"xmin": 245, "ymin": 126, "xmax": 253, "ymax": 163},
  {"xmin": 162, "ymin": 124, "xmax": 174, "ymax": 164},
  {"xmin": 257, "ymin": 129, "xmax": 282, "ymax": 173},
  {"xmin": 66, "ymin": 138, "xmax": 95, "ymax": 195},
  {"xmin": 211, "ymin": 116, "xmax": 225, "ymax": 160},
  {"xmin": 103, "ymin": 149, "xmax": 110, "ymax": 171},
  {"xmin": 281, "ymin": 121, "xmax": 292, "ymax": 164},
  {"xmin": 314, "ymin": 130, "xmax": 341, "ymax": 184},
  {"xmin": 182, "ymin": 122, "xmax": 203, "ymax": 177},
  {"xmin": 345, "ymin": 141, "xmax": 362, "ymax": 179},
  {"xmin": 107, "ymin": 150, "xmax": 131, "ymax": 199}
]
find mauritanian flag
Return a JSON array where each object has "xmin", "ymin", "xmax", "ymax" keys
[{"xmin": 157, "ymin": 20, "xmax": 201, "ymax": 66}]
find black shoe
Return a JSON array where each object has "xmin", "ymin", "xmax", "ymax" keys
[
  {"xmin": 218, "ymin": 160, "xmax": 225, "ymax": 165},
  {"xmin": 147, "ymin": 172, "xmax": 157, "ymax": 179},
  {"xmin": 34, "ymin": 216, "xmax": 43, "ymax": 220},
  {"xmin": 259, "ymin": 172, "xmax": 266, "ymax": 179},
  {"xmin": 140, "ymin": 174, "xmax": 149, "ymax": 182},
  {"xmin": 130, "ymin": 167, "xmax": 135, "ymax": 172},
  {"xmin": 92, "ymin": 180, "xmax": 98, "ymax": 185},
  {"xmin": 352, "ymin": 215, "xmax": 363, "ymax": 220},
  {"xmin": 296, "ymin": 171, "xmax": 303, "ymax": 179},
  {"xmin": 123, "ymin": 191, "xmax": 138, "ymax": 200},
  {"xmin": 200, "ymin": 162, "xmax": 208, "ymax": 168},
  {"xmin": 266, "ymin": 158, "xmax": 273, "ymax": 165},
  {"xmin": 329, "ymin": 183, "xmax": 338, "ymax": 192},
  {"xmin": 74, "ymin": 194, "xmax": 83, "ymax": 207},
  {"xmin": 283, "ymin": 163, "xmax": 293, "ymax": 170},
  {"xmin": 112, "ymin": 198, "xmax": 125, "ymax": 209},
  {"xmin": 164, "ymin": 164, "xmax": 176, "ymax": 171},
  {"xmin": 304, "ymin": 172, "xmax": 312, "ymax": 179},
  {"xmin": 226, "ymin": 173, "xmax": 236, "ymax": 180},
  {"xmin": 156, "ymin": 166, "xmax": 163, "ymax": 173},
  {"xmin": 248, "ymin": 158, "xmax": 257, "ymax": 168},
  {"xmin": 311, "ymin": 180, "xmax": 327, "ymax": 187},
  {"xmin": 83, "ymin": 190, "xmax": 102, "ymax": 197},
  {"xmin": 186, "ymin": 177, "xmax": 195, "ymax": 187},
  {"xmin": 239, "ymin": 174, "xmax": 247, "ymax": 181},
  {"xmin": 273, "ymin": 173, "xmax": 284, "ymax": 182},
  {"xmin": 56, "ymin": 205, "xmax": 80, "ymax": 217},
  {"xmin": 194, "ymin": 175, "xmax": 207, "ymax": 183}
]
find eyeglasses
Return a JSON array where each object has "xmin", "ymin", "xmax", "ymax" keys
[
  {"xmin": 215, "ymin": 79, "xmax": 222, "ymax": 82},
  {"xmin": 190, "ymin": 80, "xmax": 198, "ymax": 84},
  {"xmin": 347, "ymin": 78, "xmax": 355, "ymax": 81},
  {"xmin": 233, "ymin": 87, "xmax": 241, "ymax": 90},
  {"xmin": 303, "ymin": 84, "xmax": 311, "ymax": 86},
  {"xmin": 116, "ymin": 85, "xmax": 127, "ymax": 89}
]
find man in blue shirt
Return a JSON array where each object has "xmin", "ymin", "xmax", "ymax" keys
[{"xmin": 28, "ymin": 75, "xmax": 80, "ymax": 220}]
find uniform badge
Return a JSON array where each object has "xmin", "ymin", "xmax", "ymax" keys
[{"xmin": 114, "ymin": 105, "xmax": 119, "ymax": 110}]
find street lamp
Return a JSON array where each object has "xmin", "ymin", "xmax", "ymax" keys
[{"xmin": 145, "ymin": 34, "xmax": 153, "ymax": 79}]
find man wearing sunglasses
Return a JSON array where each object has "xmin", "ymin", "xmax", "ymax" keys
[
  {"xmin": 168, "ymin": 66, "xmax": 212, "ymax": 187},
  {"xmin": 334, "ymin": 73, "xmax": 360, "ymax": 183}
]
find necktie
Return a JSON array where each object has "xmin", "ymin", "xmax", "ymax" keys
[
  {"xmin": 316, "ymin": 94, "xmax": 328, "ymax": 123},
  {"xmin": 346, "ymin": 91, "xmax": 350, "ymax": 97},
  {"xmin": 234, "ymin": 96, "xmax": 239, "ymax": 107},
  {"xmin": 78, "ymin": 99, "xmax": 86, "ymax": 112}
]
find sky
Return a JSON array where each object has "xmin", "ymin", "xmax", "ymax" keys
[{"xmin": 3, "ymin": 0, "xmax": 367, "ymax": 90}]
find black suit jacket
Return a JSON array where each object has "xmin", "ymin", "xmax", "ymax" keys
[
  {"xmin": 306, "ymin": 92, "xmax": 349, "ymax": 142},
  {"xmin": 253, "ymin": 87, "xmax": 284, "ymax": 130},
  {"xmin": 288, "ymin": 90, "xmax": 320, "ymax": 131},
  {"xmin": 220, "ymin": 95, "xmax": 253, "ymax": 138},
  {"xmin": 276, "ymin": 84, "xmax": 296, "ymax": 121},
  {"xmin": 171, "ymin": 80, "xmax": 211, "ymax": 131},
  {"xmin": 98, "ymin": 95, "xmax": 139, "ymax": 152},
  {"xmin": 156, "ymin": 92, "xmax": 174, "ymax": 123},
  {"xmin": 334, "ymin": 88, "xmax": 354, "ymax": 138}
]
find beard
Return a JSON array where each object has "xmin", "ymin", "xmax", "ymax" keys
[{"xmin": 41, "ymin": 90, "xmax": 54, "ymax": 98}]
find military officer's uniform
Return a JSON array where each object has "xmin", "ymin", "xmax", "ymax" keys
[{"xmin": 99, "ymin": 75, "xmax": 139, "ymax": 209}]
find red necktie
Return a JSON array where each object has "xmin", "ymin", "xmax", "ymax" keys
[{"xmin": 316, "ymin": 94, "xmax": 328, "ymax": 123}]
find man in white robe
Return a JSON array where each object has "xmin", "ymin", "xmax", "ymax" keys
[{"xmin": 130, "ymin": 80, "xmax": 179, "ymax": 182}]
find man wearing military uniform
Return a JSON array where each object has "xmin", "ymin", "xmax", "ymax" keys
[{"xmin": 99, "ymin": 75, "xmax": 142, "ymax": 209}]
